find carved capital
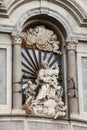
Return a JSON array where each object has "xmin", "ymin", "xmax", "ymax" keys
[
  {"xmin": 12, "ymin": 31, "xmax": 23, "ymax": 45},
  {"xmin": 65, "ymin": 40, "xmax": 78, "ymax": 51}
]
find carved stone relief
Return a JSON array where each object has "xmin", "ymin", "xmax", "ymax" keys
[
  {"xmin": 65, "ymin": 40, "xmax": 77, "ymax": 51},
  {"xmin": 22, "ymin": 60, "xmax": 66, "ymax": 119},
  {"xmin": 22, "ymin": 25, "xmax": 61, "ymax": 54},
  {"xmin": 21, "ymin": 25, "xmax": 66, "ymax": 118}
]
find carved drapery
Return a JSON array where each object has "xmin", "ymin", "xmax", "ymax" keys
[
  {"xmin": 65, "ymin": 40, "xmax": 78, "ymax": 115},
  {"xmin": 22, "ymin": 60, "xmax": 66, "ymax": 119}
]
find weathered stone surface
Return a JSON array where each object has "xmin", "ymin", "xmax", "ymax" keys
[
  {"xmin": 82, "ymin": 57, "xmax": 87, "ymax": 112},
  {"xmin": 73, "ymin": 125, "xmax": 87, "ymax": 130},
  {"xmin": 0, "ymin": 121, "xmax": 23, "ymax": 130},
  {"xmin": 65, "ymin": 40, "xmax": 78, "ymax": 114},
  {"xmin": 0, "ymin": 49, "xmax": 6, "ymax": 104},
  {"xmin": 28, "ymin": 122, "xmax": 69, "ymax": 130},
  {"xmin": 12, "ymin": 32, "xmax": 22, "ymax": 109}
]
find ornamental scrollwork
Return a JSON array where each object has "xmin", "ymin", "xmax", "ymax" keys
[{"xmin": 22, "ymin": 25, "xmax": 61, "ymax": 54}]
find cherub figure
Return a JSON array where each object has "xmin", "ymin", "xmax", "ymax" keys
[
  {"xmin": 25, "ymin": 81, "xmax": 37, "ymax": 105},
  {"xmin": 48, "ymin": 34, "xmax": 61, "ymax": 54}
]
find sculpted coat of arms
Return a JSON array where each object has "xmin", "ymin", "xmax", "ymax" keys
[{"xmin": 23, "ymin": 25, "xmax": 61, "ymax": 54}]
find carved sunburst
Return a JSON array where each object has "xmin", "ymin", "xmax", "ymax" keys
[{"xmin": 21, "ymin": 47, "xmax": 61, "ymax": 89}]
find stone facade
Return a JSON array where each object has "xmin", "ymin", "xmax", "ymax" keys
[{"xmin": 0, "ymin": 0, "xmax": 87, "ymax": 130}]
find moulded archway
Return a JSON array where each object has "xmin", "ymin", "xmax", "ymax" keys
[
  {"xmin": 14, "ymin": 7, "xmax": 72, "ymax": 41},
  {"xmin": 12, "ymin": 8, "xmax": 70, "ymax": 116},
  {"xmin": 12, "ymin": 2, "xmax": 79, "ymax": 117},
  {"xmin": 21, "ymin": 13, "xmax": 68, "ymax": 118}
]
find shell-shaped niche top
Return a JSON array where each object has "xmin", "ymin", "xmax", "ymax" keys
[{"xmin": 22, "ymin": 25, "xmax": 61, "ymax": 54}]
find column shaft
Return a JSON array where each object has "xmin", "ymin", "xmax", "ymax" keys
[
  {"xmin": 66, "ymin": 41, "xmax": 78, "ymax": 114},
  {"xmin": 12, "ymin": 33, "xmax": 22, "ymax": 109}
]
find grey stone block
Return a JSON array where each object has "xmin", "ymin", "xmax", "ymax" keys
[
  {"xmin": 0, "ymin": 49, "xmax": 6, "ymax": 104},
  {"xmin": 82, "ymin": 57, "xmax": 87, "ymax": 112},
  {"xmin": 28, "ymin": 122, "xmax": 68, "ymax": 130},
  {"xmin": 73, "ymin": 126, "xmax": 87, "ymax": 130},
  {"xmin": 0, "ymin": 121, "xmax": 23, "ymax": 130}
]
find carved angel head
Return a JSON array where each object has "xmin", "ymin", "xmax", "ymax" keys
[{"xmin": 41, "ymin": 60, "xmax": 49, "ymax": 69}]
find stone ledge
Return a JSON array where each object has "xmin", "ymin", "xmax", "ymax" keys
[
  {"xmin": 11, "ymin": 109, "xmax": 26, "ymax": 115},
  {"xmin": 70, "ymin": 114, "xmax": 87, "ymax": 123}
]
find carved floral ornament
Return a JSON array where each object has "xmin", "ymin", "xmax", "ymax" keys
[{"xmin": 22, "ymin": 25, "xmax": 62, "ymax": 54}]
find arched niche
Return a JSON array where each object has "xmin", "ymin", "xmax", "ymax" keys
[
  {"xmin": 20, "ymin": 14, "xmax": 68, "ymax": 119},
  {"xmin": 12, "ymin": 12, "xmax": 78, "ymax": 117},
  {"xmin": 22, "ymin": 14, "xmax": 67, "ymax": 42}
]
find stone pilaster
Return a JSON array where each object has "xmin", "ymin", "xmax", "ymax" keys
[
  {"xmin": 12, "ymin": 31, "xmax": 22, "ymax": 109},
  {"xmin": 65, "ymin": 40, "xmax": 78, "ymax": 115}
]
